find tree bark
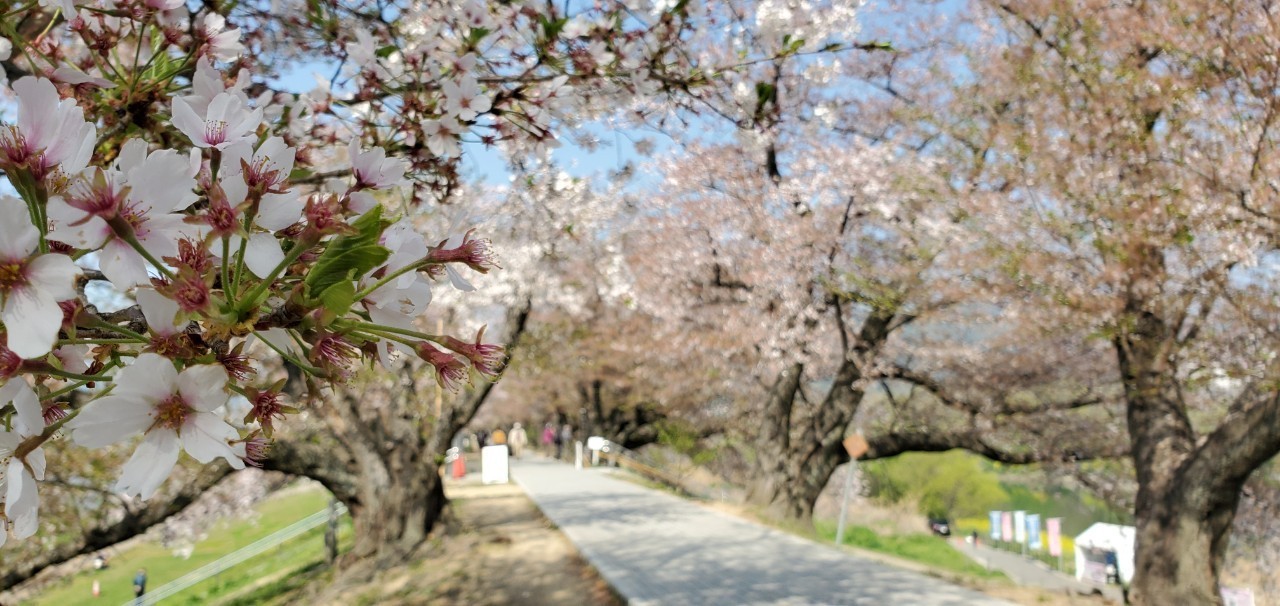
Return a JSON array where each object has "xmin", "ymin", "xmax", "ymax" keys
[
  {"xmin": 745, "ymin": 308, "xmax": 895, "ymax": 521},
  {"xmin": 1114, "ymin": 268, "xmax": 1280, "ymax": 605}
]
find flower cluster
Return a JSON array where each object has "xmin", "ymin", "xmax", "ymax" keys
[{"xmin": 0, "ymin": 28, "xmax": 508, "ymax": 545}]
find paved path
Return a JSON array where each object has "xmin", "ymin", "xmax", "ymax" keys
[
  {"xmin": 955, "ymin": 541, "xmax": 1123, "ymax": 602},
  {"xmin": 511, "ymin": 458, "xmax": 1014, "ymax": 606}
]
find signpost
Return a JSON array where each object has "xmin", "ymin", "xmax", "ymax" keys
[{"xmin": 835, "ymin": 435, "xmax": 869, "ymax": 546}]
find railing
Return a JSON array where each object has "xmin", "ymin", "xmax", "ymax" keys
[
  {"xmin": 597, "ymin": 441, "xmax": 696, "ymax": 496},
  {"xmin": 123, "ymin": 503, "xmax": 347, "ymax": 606}
]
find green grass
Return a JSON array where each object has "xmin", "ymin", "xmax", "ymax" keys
[
  {"xmin": 32, "ymin": 484, "xmax": 351, "ymax": 606},
  {"xmin": 814, "ymin": 521, "xmax": 1005, "ymax": 580}
]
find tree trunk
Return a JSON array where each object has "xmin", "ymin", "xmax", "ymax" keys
[
  {"xmin": 746, "ymin": 309, "xmax": 896, "ymax": 522},
  {"xmin": 1130, "ymin": 484, "xmax": 1237, "ymax": 605},
  {"xmin": 266, "ymin": 300, "xmax": 532, "ymax": 581}
]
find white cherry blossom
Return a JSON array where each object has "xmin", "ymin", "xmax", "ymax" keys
[
  {"xmin": 0, "ymin": 77, "xmax": 97, "ymax": 180},
  {"xmin": 200, "ymin": 13, "xmax": 244, "ymax": 61},
  {"xmin": 49, "ymin": 140, "xmax": 204, "ymax": 288},
  {"xmin": 0, "ymin": 379, "xmax": 46, "ymax": 548},
  {"xmin": 348, "ymin": 139, "xmax": 408, "ymax": 190},
  {"xmin": 0, "ymin": 196, "xmax": 80, "ymax": 359},
  {"xmin": 442, "ymin": 77, "xmax": 491, "ymax": 122},
  {"xmin": 67, "ymin": 354, "xmax": 245, "ymax": 500},
  {"xmin": 171, "ymin": 92, "xmax": 262, "ymax": 150}
]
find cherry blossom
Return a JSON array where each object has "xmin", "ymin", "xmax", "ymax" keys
[
  {"xmin": 0, "ymin": 77, "xmax": 96, "ymax": 182},
  {"xmin": 67, "ymin": 354, "xmax": 245, "ymax": 500},
  {"xmin": 0, "ymin": 379, "xmax": 46, "ymax": 547},
  {"xmin": 0, "ymin": 38, "xmax": 11, "ymax": 85},
  {"xmin": 199, "ymin": 13, "xmax": 243, "ymax": 61},
  {"xmin": 48, "ymin": 142, "xmax": 203, "ymax": 289},
  {"xmin": 442, "ymin": 77, "xmax": 491, "ymax": 122},
  {"xmin": 171, "ymin": 92, "xmax": 263, "ymax": 150},
  {"xmin": 0, "ymin": 196, "xmax": 80, "ymax": 359},
  {"xmin": 348, "ymin": 140, "xmax": 408, "ymax": 190}
]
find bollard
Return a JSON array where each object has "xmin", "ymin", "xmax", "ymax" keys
[
  {"xmin": 451, "ymin": 454, "xmax": 465, "ymax": 479},
  {"xmin": 575, "ymin": 441, "xmax": 584, "ymax": 470}
]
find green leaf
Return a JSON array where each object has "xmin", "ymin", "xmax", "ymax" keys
[
  {"xmin": 318, "ymin": 279, "xmax": 358, "ymax": 315},
  {"xmin": 540, "ymin": 16, "xmax": 568, "ymax": 39},
  {"xmin": 375, "ymin": 45, "xmax": 398, "ymax": 58},
  {"xmin": 304, "ymin": 207, "xmax": 392, "ymax": 296},
  {"xmin": 467, "ymin": 27, "xmax": 491, "ymax": 45}
]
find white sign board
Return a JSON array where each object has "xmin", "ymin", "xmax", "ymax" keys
[
  {"xmin": 481, "ymin": 445, "xmax": 509, "ymax": 484},
  {"xmin": 587, "ymin": 436, "xmax": 607, "ymax": 451}
]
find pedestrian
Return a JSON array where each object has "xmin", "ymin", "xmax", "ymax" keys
[
  {"xmin": 133, "ymin": 568, "xmax": 147, "ymax": 603},
  {"xmin": 541, "ymin": 422, "xmax": 556, "ymax": 455},
  {"xmin": 559, "ymin": 424, "xmax": 573, "ymax": 461},
  {"xmin": 509, "ymin": 422, "xmax": 529, "ymax": 458},
  {"xmin": 476, "ymin": 429, "xmax": 489, "ymax": 449}
]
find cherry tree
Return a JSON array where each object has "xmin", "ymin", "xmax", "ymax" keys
[{"xmin": 931, "ymin": 1, "xmax": 1280, "ymax": 602}]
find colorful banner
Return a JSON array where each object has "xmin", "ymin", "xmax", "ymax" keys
[
  {"xmin": 1047, "ymin": 518, "xmax": 1062, "ymax": 557},
  {"xmin": 1027, "ymin": 514, "xmax": 1042, "ymax": 550},
  {"xmin": 1014, "ymin": 510, "xmax": 1027, "ymax": 544},
  {"xmin": 989, "ymin": 511, "xmax": 1003, "ymax": 540},
  {"xmin": 1001, "ymin": 511, "xmax": 1013, "ymax": 542}
]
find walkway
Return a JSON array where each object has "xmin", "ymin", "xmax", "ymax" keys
[
  {"xmin": 955, "ymin": 541, "xmax": 1123, "ymax": 602},
  {"xmin": 511, "ymin": 458, "xmax": 1013, "ymax": 606}
]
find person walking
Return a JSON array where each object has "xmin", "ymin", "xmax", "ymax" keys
[
  {"xmin": 559, "ymin": 424, "xmax": 573, "ymax": 461},
  {"xmin": 508, "ymin": 422, "xmax": 529, "ymax": 458},
  {"xmin": 541, "ymin": 422, "xmax": 556, "ymax": 455},
  {"xmin": 132, "ymin": 568, "xmax": 147, "ymax": 604}
]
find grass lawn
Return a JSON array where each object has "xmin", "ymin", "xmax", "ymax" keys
[
  {"xmin": 32, "ymin": 484, "xmax": 352, "ymax": 606},
  {"xmin": 814, "ymin": 521, "xmax": 1005, "ymax": 580}
]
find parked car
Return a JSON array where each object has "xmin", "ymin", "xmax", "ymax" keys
[{"xmin": 928, "ymin": 518, "xmax": 952, "ymax": 537}]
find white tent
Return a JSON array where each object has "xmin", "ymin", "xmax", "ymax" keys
[{"xmin": 1074, "ymin": 523, "xmax": 1136, "ymax": 586}]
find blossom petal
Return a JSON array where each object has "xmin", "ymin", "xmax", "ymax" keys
[
  {"xmin": 176, "ymin": 364, "xmax": 228, "ymax": 412},
  {"xmin": 0, "ymin": 380, "xmax": 42, "ymax": 436},
  {"xmin": 115, "ymin": 430, "xmax": 180, "ymax": 500},
  {"xmin": 67, "ymin": 394, "xmax": 155, "ymax": 448},
  {"xmin": 47, "ymin": 197, "xmax": 109, "ymax": 249},
  {"xmin": 2, "ymin": 289, "xmax": 59, "ymax": 359},
  {"xmin": 5, "ymin": 458, "xmax": 38, "ymax": 525},
  {"xmin": 115, "ymin": 353, "xmax": 179, "ymax": 401},
  {"xmin": 170, "ymin": 97, "xmax": 209, "ymax": 148},
  {"xmin": 0, "ymin": 197, "xmax": 38, "ymax": 259},
  {"xmin": 181, "ymin": 413, "xmax": 244, "ymax": 468},
  {"xmin": 256, "ymin": 190, "xmax": 303, "ymax": 232},
  {"xmin": 243, "ymin": 233, "xmax": 285, "ymax": 278},
  {"xmin": 99, "ymin": 240, "xmax": 150, "ymax": 289},
  {"xmin": 136, "ymin": 289, "xmax": 181, "ymax": 337},
  {"xmin": 27, "ymin": 253, "xmax": 79, "ymax": 302}
]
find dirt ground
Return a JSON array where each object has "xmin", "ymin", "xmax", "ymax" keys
[{"xmin": 332, "ymin": 479, "xmax": 621, "ymax": 606}]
